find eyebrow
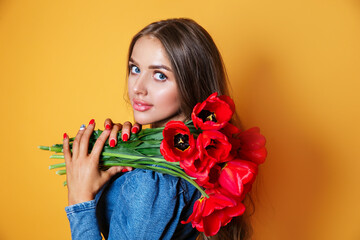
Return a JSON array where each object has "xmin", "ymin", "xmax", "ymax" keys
[{"xmin": 129, "ymin": 57, "xmax": 172, "ymax": 72}]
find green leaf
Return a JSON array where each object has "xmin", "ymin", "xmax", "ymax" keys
[
  {"xmin": 136, "ymin": 148, "xmax": 161, "ymax": 156},
  {"xmin": 139, "ymin": 131, "xmax": 164, "ymax": 141},
  {"xmin": 41, "ymin": 122, "xmax": 211, "ymax": 198},
  {"xmin": 103, "ymin": 146, "xmax": 145, "ymax": 157},
  {"xmin": 134, "ymin": 140, "xmax": 161, "ymax": 149},
  {"xmin": 136, "ymin": 127, "xmax": 163, "ymax": 139}
]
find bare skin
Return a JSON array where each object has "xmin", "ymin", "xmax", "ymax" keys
[
  {"xmin": 63, "ymin": 119, "xmax": 140, "ymax": 205},
  {"xmin": 104, "ymin": 118, "xmax": 142, "ymax": 145},
  {"xmin": 63, "ymin": 36, "xmax": 186, "ymax": 206}
]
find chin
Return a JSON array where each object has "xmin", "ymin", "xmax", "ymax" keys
[
  {"xmin": 133, "ymin": 111, "xmax": 185, "ymax": 127},
  {"xmin": 133, "ymin": 115, "xmax": 153, "ymax": 126},
  {"xmin": 134, "ymin": 117, "xmax": 167, "ymax": 128}
]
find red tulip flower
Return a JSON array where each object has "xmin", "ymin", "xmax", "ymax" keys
[
  {"xmin": 180, "ymin": 130, "xmax": 233, "ymax": 187},
  {"xmin": 180, "ymin": 156, "xmax": 213, "ymax": 186},
  {"xmin": 182, "ymin": 188, "xmax": 246, "ymax": 236},
  {"xmin": 219, "ymin": 122, "xmax": 243, "ymax": 158},
  {"xmin": 160, "ymin": 121, "xmax": 198, "ymax": 162},
  {"xmin": 192, "ymin": 92, "xmax": 235, "ymax": 131},
  {"xmin": 236, "ymin": 127, "xmax": 267, "ymax": 164},
  {"xmin": 218, "ymin": 159, "xmax": 258, "ymax": 197},
  {"xmin": 197, "ymin": 130, "xmax": 232, "ymax": 163},
  {"xmin": 220, "ymin": 122, "xmax": 241, "ymax": 139}
]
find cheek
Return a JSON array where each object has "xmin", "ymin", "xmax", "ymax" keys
[
  {"xmin": 127, "ymin": 78, "xmax": 133, "ymax": 95},
  {"xmin": 154, "ymin": 85, "xmax": 181, "ymax": 110},
  {"xmin": 127, "ymin": 78, "xmax": 137, "ymax": 102}
]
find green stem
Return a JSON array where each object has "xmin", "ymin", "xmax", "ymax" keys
[
  {"xmin": 101, "ymin": 162, "xmax": 208, "ymax": 197},
  {"xmin": 50, "ymin": 159, "xmax": 208, "ymax": 198},
  {"xmin": 44, "ymin": 147, "xmax": 177, "ymax": 165},
  {"xmin": 48, "ymin": 158, "xmax": 174, "ymax": 170},
  {"xmin": 101, "ymin": 152, "xmax": 171, "ymax": 163},
  {"xmin": 38, "ymin": 146, "xmax": 50, "ymax": 150},
  {"xmin": 39, "ymin": 145, "xmax": 63, "ymax": 152},
  {"xmin": 56, "ymin": 169, "xmax": 66, "ymax": 175},
  {"xmin": 49, "ymin": 162, "xmax": 66, "ymax": 170},
  {"xmin": 103, "ymin": 159, "xmax": 192, "ymax": 180}
]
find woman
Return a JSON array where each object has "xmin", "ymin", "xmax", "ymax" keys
[{"xmin": 63, "ymin": 18, "xmax": 252, "ymax": 240}]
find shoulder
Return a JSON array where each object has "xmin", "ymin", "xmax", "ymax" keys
[
  {"xmin": 96, "ymin": 169, "xmax": 201, "ymax": 239},
  {"xmin": 111, "ymin": 168, "xmax": 198, "ymax": 202}
]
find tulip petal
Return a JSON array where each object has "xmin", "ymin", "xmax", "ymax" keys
[
  {"xmin": 224, "ymin": 202, "xmax": 246, "ymax": 217},
  {"xmin": 202, "ymin": 189, "xmax": 236, "ymax": 217},
  {"xmin": 191, "ymin": 92, "xmax": 235, "ymax": 131},
  {"xmin": 239, "ymin": 147, "xmax": 267, "ymax": 164},
  {"xmin": 218, "ymin": 160, "xmax": 258, "ymax": 196},
  {"xmin": 202, "ymin": 212, "xmax": 222, "ymax": 236},
  {"xmin": 160, "ymin": 121, "xmax": 197, "ymax": 162},
  {"xmin": 219, "ymin": 95, "xmax": 235, "ymax": 113}
]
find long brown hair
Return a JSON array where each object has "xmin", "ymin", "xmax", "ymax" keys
[
  {"xmin": 128, "ymin": 18, "xmax": 231, "ymax": 119},
  {"xmin": 127, "ymin": 18, "xmax": 252, "ymax": 239}
]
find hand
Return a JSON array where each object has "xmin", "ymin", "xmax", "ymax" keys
[
  {"xmin": 104, "ymin": 118, "xmax": 142, "ymax": 147},
  {"xmin": 63, "ymin": 119, "xmax": 132, "ymax": 206}
]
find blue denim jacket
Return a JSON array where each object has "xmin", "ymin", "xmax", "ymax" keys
[{"xmin": 65, "ymin": 168, "xmax": 201, "ymax": 240}]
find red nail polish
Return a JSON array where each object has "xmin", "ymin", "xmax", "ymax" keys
[
  {"xmin": 89, "ymin": 119, "xmax": 95, "ymax": 125},
  {"xmin": 110, "ymin": 139, "xmax": 115, "ymax": 147},
  {"xmin": 131, "ymin": 126, "xmax": 139, "ymax": 134},
  {"xmin": 105, "ymin": 124, "xmax": 111, "ymax": 130},
  {"xmin": 121, "ymin": 169, "xmax": 129, "ymax": 172},
  {"xmin": 63, "ymin": 133, "xmax": 68, "ymax": 139},
  {"xmin": 122, "ymin": 133, "xmax": 129, "ymax": 142}
]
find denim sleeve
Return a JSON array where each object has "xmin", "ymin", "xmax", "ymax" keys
[
  {"xmin": 106, "ymin": 169, "xmax": 197, "ymax": 240},
  {"xmin": 65, "ymin": 200, "xmax": 102, "ymax": 240},
  {"xmin": 65, "ymin": 169, "xmax": 199, "ymax": 240}
]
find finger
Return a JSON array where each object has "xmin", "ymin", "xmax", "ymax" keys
[
  {"xmin": 104, "ymin": 118, "xmax": 113, "ymax": 130},
  {"xmin": 121, "ymin": 166, "xmax": 133, "ymax": 173},
  {"xmin": 63, "ymin": 133, "xmax": 72, "ymax": 165},
  {"xmin": 79, "ymin": 119, "xmax": 95, "ymax": 157},
  {"xmin": 90, "ymin": 129, "xmax": 111, "ymax": 160},
  {"xmin": 100, "ymin": 166, "xmax": 124, "ymax": 184},
  {"xmin": 122, "ymin": 121, "xmax": 132, "ymax": 142},
  {"xmin": 109, "ymin": 123, "xmax": 122, "ymax": 147},
  {"xmin": 131, "ymin": 123, "xmax": 142, "ymax": 134},
  {"xmin": 72, "ymin": 124, "xmax": 86, "ymax": 160}
]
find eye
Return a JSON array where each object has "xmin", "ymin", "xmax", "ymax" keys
[
  {"xmin": 154, "ymin": 72, "xmax": 167, "ymax": 81},
  {"xmin": 130, "ymin": 65, "xmax": 140, "ymax": 74}
]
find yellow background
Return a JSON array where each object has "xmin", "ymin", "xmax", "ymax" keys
[{"xmin": 1, "ymin": 0, "xmax": 359, "ymax": 239}]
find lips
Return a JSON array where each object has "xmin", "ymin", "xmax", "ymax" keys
[{"xmin": 132, "ymin": 99, "xmax": 153, "ymax": 112}]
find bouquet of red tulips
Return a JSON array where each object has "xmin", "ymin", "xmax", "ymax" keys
[
  {"xmin": 161, "ymin": 93, "xmax": 267, "ymax": 236},
  {"xmin": 39, "ymin": 92, "xmax": 267, "ymax": 236}
]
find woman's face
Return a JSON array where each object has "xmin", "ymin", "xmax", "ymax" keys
[{"xmin": 128, "ymin": 35, "xmax": 185, "ymax": 127}]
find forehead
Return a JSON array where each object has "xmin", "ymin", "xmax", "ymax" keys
[{"xmin": 131, "ymin": 36, "xmax": 171, "ymax": 66}]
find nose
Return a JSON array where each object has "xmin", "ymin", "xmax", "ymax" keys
[{"xmin": 132, "ymin": 72, "xmax": 148, "ymax": 95}]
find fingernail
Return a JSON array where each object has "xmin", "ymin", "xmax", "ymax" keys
[
  {"xmin": 122, "ymin": 133, "xmax": 129, "ymax": 142},
  {"xmin": 105, "ymin": 124, "xmax": 111, "ymax": 130},
  {"xmin": 131, "ymin": 126, "xmax": 139, "ymax": 134},
  {"xmin": 80, "ymin": 124, "xmax": 86, "ymax": 130},
  {"xmin": 121, "ymin": 169, "xmax": 129, "ymax": 172},
  {"xmin": 89, "ymin": 119, "xmax": 95, "ymax": 125},
  {"xmin": 109, "ymin": 139, "xmax": 116, "ymax": 147},
  {"xmin": 63, "ymin": 133, "xmax": 68, "ymax": 139}
]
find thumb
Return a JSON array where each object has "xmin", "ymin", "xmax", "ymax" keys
[{"xmin": 101, "ymin": 166, "xmax": 123, "ymax": 182}]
